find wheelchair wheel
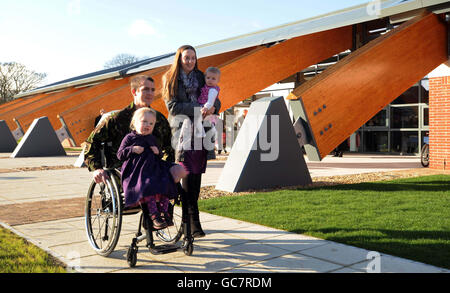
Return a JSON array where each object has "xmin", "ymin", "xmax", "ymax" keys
[
  {"xmin": 183, "ymin": 240, "xmax": 194, "ymax": 256},
  {"xmin": 126, "ymin": 242, "xmax": 138, "ymax": 268},
  {"xmin": 85, "ymin": 175, "xmax": 123, "ymax": 256},
  {"xmin": 155, "ymin": 199, "xmax": 183, "ymax": 243}
]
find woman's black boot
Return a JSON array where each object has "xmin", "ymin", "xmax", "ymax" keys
[
  {"xmin": 189, "ymin": 205, "xmax": 205, "ymax": 238},
  {"xmin": 184, "ymin": 174, "xmax": 205, "ymax": 238}
]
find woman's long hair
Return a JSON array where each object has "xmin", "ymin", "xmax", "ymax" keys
[{"xmin": 162, "ymin": 45, "xmax": 198, "ymax": 102}]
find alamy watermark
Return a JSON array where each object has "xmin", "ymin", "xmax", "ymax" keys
[
  {"xmin": 366, "ymin": 251, "xmax": 381, "ymax": 273},
  {"xmin": 170, "ymin": 109, "xmax": 280, "ymax": 162},
  {"xmin": 366, "ymin": 0, "xmax": 381, "ymax": 16}
]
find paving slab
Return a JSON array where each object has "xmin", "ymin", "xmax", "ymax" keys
[
  {"xmin": 299, "ymin": 242, "xmax": 372, "ymax": 266},
  {"xmin": 257, "ymin": 252, "xmax": 343, "ymax": 273},
  {"xmin": 0, "ymin": 169, "xmax": 91, "ymax": 205},
  {"xmin": 255, "ymin": 233, "xmax": 330, "ymax": 253}
]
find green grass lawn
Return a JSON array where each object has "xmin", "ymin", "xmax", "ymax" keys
[
  {"xmin": 199, "ymin": 175, "xmax": 450, "ymax": 269},
  {"xmin": 0, "ymin": 227, "xmax": 66, "ymax": 273}
]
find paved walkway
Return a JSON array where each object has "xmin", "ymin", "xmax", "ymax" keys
[{"xmin": 0, "ymin": 152, "xmax": 448, "ymax": 273}]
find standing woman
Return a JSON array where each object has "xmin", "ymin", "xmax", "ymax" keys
[{"xmin": 163, "ymin": 45, "xmax": 221, "ymax": 238}]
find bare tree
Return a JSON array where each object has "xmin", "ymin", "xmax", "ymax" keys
[
  {"xmin": 0, "ymin": 62, "xmax": 47, "ymax": 104},
  {"xmin": 103, "ymin": 53, "xmax": 142, "ymax": 69}
]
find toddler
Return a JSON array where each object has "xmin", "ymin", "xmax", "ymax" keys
[
  {"xmin": 198, "ymin": 67, "xmax": 220, "ymax": 129},
  {"xmin": 117, "ymin": 107, "xmax": 187, "ymax": 229},
  {"xmin": 178, "ymin": 67, "xmax": 221, "ymax": 151}
]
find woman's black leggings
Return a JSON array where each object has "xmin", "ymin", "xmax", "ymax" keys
[{"xmin": 181, "ymin": 173, "xmax": 202, "ymax": 220}]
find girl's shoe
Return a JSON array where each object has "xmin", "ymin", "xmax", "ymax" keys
[
  {"xmin": 151, "ymin": 215, "xmax": 167, "ymax": 230},
  {"xmin": 163, "ymin": 213, "xmax": 174, "ymax": 226}
]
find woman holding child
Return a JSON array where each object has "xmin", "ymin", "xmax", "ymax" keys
[{"xmin": 163, "ymin": 45, "xmax": 221, "ymax": 238}]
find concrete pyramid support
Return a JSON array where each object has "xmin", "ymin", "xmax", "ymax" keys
[
  {"xmin": 216, "ymin": 96, "xmax": 312, "ymax": 192},
  {"xmin": 11, "ymin": 116, "xmax": 66, "ymax": 157},
  {"xmin": 0, "ymin": 120, "xmax": 17, "ymax": 152}
]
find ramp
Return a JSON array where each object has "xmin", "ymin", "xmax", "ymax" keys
[{"xmin": 287, "ymin": 11, "xmax": 448, "ymax": 161}]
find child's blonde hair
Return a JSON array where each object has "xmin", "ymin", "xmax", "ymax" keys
[
  {"xmin": 205, "ymin": 66, "xmax": 221, "ymax": 76},
  {"xmin": 130, "ymin": 107, "xmax": 156, "ymax": 131}
]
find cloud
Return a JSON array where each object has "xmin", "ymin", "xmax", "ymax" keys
[{"xmin": 128, "ymin": 19, "xmax": 158, "ymax": 37}]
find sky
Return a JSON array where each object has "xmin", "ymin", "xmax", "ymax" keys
[{"xmin": 0, "ymin": 0, "xmax": 371, "ymax": 86}]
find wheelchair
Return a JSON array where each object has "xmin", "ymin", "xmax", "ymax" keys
[{"xmin": 84, "ymin": 155, "xmax": 194, "ymax": 267}]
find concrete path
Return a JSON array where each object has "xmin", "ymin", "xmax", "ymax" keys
[{"xmin": 0, "ymin": 152, "xmax": 448, "ymax": 273}]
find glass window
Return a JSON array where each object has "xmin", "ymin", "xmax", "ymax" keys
[
  {"xmin": 363, "ymin": 131, "xmax": 388, "ymax": 152},
  {"xmin": 420, "ymin": 79, "xmax": 429, "ymax": 104},
  {"xmin": 391, "ymin": 131, "xmax": 418, "ymax": 154},
  {"xmin": 390, "ymin": 106, "xmax": 418, "ymax": 128},
  {"xmin": 254, "ymin": 93, "xmax": 271, "ymax": 100},
  {"xmin": 423, "ymin": 107, "xmax": 429, "ymax": 126},
  {"xmin": 365, "ymin": 109, "xmax": 387, "ymax": 127},
  {"xmin": 391, "ymin": 86, "xmax": 419, "ymax": 104}
]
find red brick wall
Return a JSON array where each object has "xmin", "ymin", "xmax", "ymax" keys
[{"xmin": 429, "ymin": 76, "xmax": 450, "ymax": 170}]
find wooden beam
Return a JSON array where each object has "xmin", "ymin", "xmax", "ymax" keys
[
  {"xmin": 289, "ymin": 11, "xmax": 447, "ymax": 160},
  {"xmin": 0, "ymin": 96, "xmax": 31, "ymax": 112},
  {"xmin": 0, "ymin": 92, "xmax": 46, "ymax": 116},
  {"xmin": 217, "ymin": 26, "xmax": 353, "ymax": 112},
  {"xmin": 14, "ymin": 77, "xmax": 129, "ymax": 133},
  {"xmin": 0, "ymin": 88, "xmax": 82, "ymax": 131}
]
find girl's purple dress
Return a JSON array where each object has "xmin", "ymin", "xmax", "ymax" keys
[{"xmin": 117, "ymin": 131, "xmax": 177, "ymax": 207}]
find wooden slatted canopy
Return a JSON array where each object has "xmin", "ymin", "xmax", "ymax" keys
[{"xmin": 287, "ymin": 11, "xmax": 447, "ymax": 160}]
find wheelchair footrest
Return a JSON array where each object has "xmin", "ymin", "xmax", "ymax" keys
[{"xmin": 149, "ymin": 244, "xmax": 179, "ymax": 255}]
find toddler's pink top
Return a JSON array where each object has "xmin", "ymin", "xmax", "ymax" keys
[{"xmin": 198, "ymin": 85, "xmax": 220, "ymax": 105}]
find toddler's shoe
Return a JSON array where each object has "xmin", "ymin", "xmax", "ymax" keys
[
  {"xmin": 151, "ymin": 215, "xmax": 167, "ymax": 230},
  {"xmin": 163, "ymin": 213, "xmax": 174, "ymax": 227}
]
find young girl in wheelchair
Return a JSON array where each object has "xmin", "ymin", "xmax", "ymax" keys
[{"xmin": 117, "ymin": 107, "xmax": 188, "ymax": 230}]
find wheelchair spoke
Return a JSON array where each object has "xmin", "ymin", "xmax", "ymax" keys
[
  {"xmin": 96, "ymin": 215, "xmax": 104, "ymax": 249},
  {"xmin": 156, "ymin": 206, "xmax": 183, "ymax": 243}
]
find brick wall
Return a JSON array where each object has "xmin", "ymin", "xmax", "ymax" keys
[{"xmin": 429, "ymin": 75, "xmax": 450, "ymax": 170}]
